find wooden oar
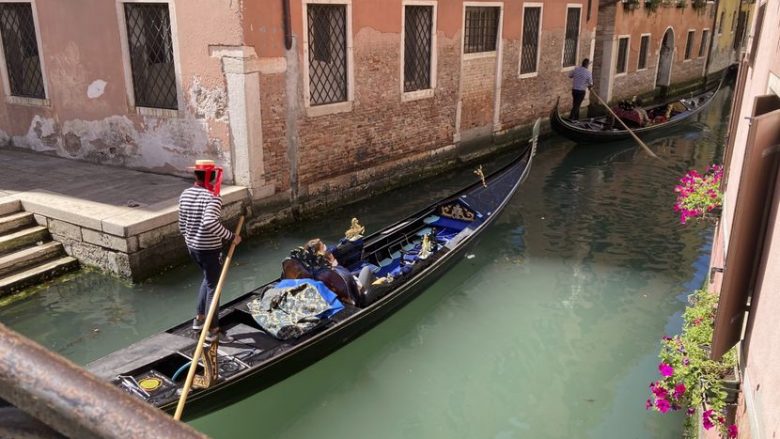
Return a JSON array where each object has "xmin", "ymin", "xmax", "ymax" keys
[
  {"xmin": 174, "ymin": 215, "xmax": 245, "ymax": 421},
  {"xmin": 588, "ymin": 88, "xmax": 660, "ymax": 160}
]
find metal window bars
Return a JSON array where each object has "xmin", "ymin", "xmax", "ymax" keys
[
  {"xmin": 404, "ymin": 5, "xmax": 432, "ymax": 92},
  {"xmin": 520, "ymin": 7, "xmax": 540, "ymax": 75},
  {"xmin": 616, "ymin": 37, "xmax": 628, "ymax": 74},
  {"xmin": 464, "ymin": 7, "xmax": 499, "ymax": 54},
  {"xmin": 562, "ymin": 8, "xmax": 580, "ymax": 67},
  {"xmin": 699, "ymin": 30, "xmax": 709, "ymax": 57},
  {"xmin": 307, "ymin": 4, "xmax": 347, "ymax": 106},
  {"xmin": 0, "ymin": 3, "xmax": 44, "ymax": 99},
  {"xmin": 124, "ymin": 3, "xmax": 177, "ymax": 110},
  {"xmin": 684, "ymin": 30, "xmax": 694, "ymax": 59},
  {"xmin": 638, "ymin": 35, "xmax": 649, "ymax": 69}
]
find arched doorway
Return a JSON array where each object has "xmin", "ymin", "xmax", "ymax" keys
[{"xmin": 656, "ymin": 28, "xmax": 674, "ymax": 87}]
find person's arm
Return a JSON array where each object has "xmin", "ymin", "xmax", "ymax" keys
[
  {"xmin": 569, "ymin": 69, "xmax": 575, "ymax": 79},
  {"xmin": 587, "ymin": 72, "xmax": 593, "ymax": 88},
  {"xmin": 177, "ymin": 194, "xmax": 186, "ymax": 236},
  {"xmin": 202, "ymin": 197, "xmax": 235, "ymax": 241}
]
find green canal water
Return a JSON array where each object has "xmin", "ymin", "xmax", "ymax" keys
[{"xmin": 0, "ymin": 87, "xmax": 731, "ymax": 438}]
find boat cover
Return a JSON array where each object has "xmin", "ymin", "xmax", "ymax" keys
[{"xmin": 247, "ymin": 279, "xmax": 344, "ymax": 340}]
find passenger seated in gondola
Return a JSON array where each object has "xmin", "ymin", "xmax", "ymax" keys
[
  {"xmin": 303, "ymin": 238, "xmax": 375, "ymax": 307},
  {"xmin": 634, "ymin": 98, "xmax": 651, "ymax": 127}
]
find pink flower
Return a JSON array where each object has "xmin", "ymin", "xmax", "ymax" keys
[
  {"xmin": 703, "ymin": 409, "xmax": 714, "ymax": 430},
  {"xmin": 645, "ymin": 398, "xmax": 653, "ymax": 410},
  {"xmin": 686, "ymin": 407, "xmax": 695, "ymax": 416},
  {"xmin": 651, "ymin": 384, "xmax": 668, "ymax": 399},
  {"xmin": 673, "ymin": 383, "xmax": 686, "ymax": 399},
  {"xmin": 727, "ymin": 424, "xmax": 738, "ymax": 438},
  {"xmin": 656, "ymin": 398, "xmax": 671, "ymax": 413},
  {"xmin": 659, "ymin": 363, "xmax": 674, "ymax": 377}
]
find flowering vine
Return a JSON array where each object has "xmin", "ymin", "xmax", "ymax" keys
[
  {"xmin": 646, "ymin": 289, "xmax": 738, "ymax": 438},
  {"xmin": 673, "ymin": 164, "xmax": 723, "ymax": 224}
]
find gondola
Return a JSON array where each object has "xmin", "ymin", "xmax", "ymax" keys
[
  {"xmin": 550, "ymin": 78, "xmax": 723, "ymax": 143},
  {"xmin": 87, "ymin": 120, "xmax": 541, "ymax": 420}
]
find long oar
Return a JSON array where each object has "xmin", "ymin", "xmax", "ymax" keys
[
  {"xmin": 174, "ymin": 215, "xmax": 245, "ymax": 421},
  {"xmin": 588, "ymin": 88, "xmax": 660, "ymax": 160}
]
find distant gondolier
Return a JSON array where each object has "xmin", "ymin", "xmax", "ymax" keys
[
  {"xmin": 178, "ymin": 160, "xmax": 241, "ymax": 343},
  {"xmin": 568, "ymin": 58, "xmax": 593, "ymax": 120}
]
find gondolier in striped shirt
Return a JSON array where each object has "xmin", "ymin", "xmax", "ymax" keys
[
  {"xmin": 568, "ymin": 58, "xmax": 593, "ymax": 120},
  {"xmin": 179, "ymin": 160, "xmax": 241, "ymax": 343}
]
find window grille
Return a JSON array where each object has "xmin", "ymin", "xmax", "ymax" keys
[
  {"xmin": 307, "ymin": 4, "xmax": 347, "ymax": 106},
  {"xmin": 520, "ymin": 7, "xmax": 540, "ymax": 75},
  {"xmin": 615, "ymin": 37, "xmax": 628, "ymax": 74},
  {"xmin": 684, "ymin": 30, "xmax": 694, "ymax": 60},
  {"xmin": 638, "ymin": 35, "xmax": 649, "ymax": 70},
  {"xmin": 0, "ymin": 3, "xmax": 44, "ymax": 98},
  {"xmin": 464, "ymin": 7, "xmax": 499, "ymax": 54},
  {"xmin": 562, "ymin": 7, "xmax": 580, "ymax": 68},
  {"xmin": 404, "ymin": 5, "xmax": 432, "ymax": 92},
  {"xmin": 124, "ymin": 3, "xmax": 177, "ymax": 110},
  {"xmin": 698, "ymin": 30, "xmax": 709, "ymax": 57}
]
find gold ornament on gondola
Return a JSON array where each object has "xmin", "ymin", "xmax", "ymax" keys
[
  {"xmin": 138, "ymin": 377, "xmax": 162, "ymax": 392},
  {"xmin": 345, "ymin": 218, "xmax": 365, "ymax": 241},
  {"xmin": 474, "ymin": 165, "xmax": 487, "ymax": 188},
  {"xmin": 419, "ymin": 234, "xmax": 434, "ymax": 259},
  {"xmin": 193, "ymin": 339, "xmax": 219, "ymax": 389}
]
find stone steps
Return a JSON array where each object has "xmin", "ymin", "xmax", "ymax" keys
[{"xmin": 0, "ymin": 204, "xmax": 80, "ymax": 297}]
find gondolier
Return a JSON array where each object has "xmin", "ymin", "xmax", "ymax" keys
[
  {"xmin": 178, "ymin": 159, "xmax": 241, "ymax": 343},
  {"xmin": 568, "ymin": 58, "xmax": 593, "ymax": 120}
]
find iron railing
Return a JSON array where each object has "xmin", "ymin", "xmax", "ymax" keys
[
  {"xmin": 520, "ymin": 7, "xmax": 540, "ymax": 74},
  {"xmin": 0, "ymin": 2, "xmax": 44, "ymax": 98},
  {"xmin": 307, "ymin": 4, "xmax": 347, "ymax": 105},
  {"xmin": 562, "ymin": 7, "xmax": 580, "ymax": 67},
  {"xmin": 464, "ymin": 6, "xmax": 499, "ymax": 54},
  {"xmin": 403, "ymin": 5, "xmax": 432, "ymax": 92},
  {"xmin": 125, "ymin": 3, "xmax": 177, "ymax": 109}
]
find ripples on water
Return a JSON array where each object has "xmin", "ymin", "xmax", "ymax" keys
[{"xmin": 0, "ymin": 86, "xmax": 732, "ymax": 438}]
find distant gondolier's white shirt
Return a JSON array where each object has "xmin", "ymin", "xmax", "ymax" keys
[{"xmin": 569, "ymin": 66, "xmax": 593, "ymax": 91}]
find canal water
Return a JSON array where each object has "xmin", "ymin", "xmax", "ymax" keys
[{"xmin": 0, "ymin": 86, "xmax": 731, "ymax": 438}]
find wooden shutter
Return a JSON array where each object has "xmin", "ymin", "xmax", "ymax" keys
[{"xmin": 711, "ymin": 95, "xmax": 780, "ymax": 360}]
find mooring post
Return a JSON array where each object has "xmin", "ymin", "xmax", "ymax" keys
[{"xmin": 0, "ymin": 322, "xmax": 208, "ymax": 439}]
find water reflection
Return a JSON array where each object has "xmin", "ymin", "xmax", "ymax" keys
[{"xmin": 0, "ymin": 86, "xmax": 732, "ymax": 439}]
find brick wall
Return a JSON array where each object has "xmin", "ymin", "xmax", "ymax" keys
[{"xmin": 460, "ymin": 55, "xmax": 497, "ymax": 133}]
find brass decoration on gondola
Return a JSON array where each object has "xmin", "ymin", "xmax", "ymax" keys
[
  {"xmin": 344, "ymin": 218, "xmax": 365, "ymax": 241},
  {"xmin": 439, "ymin": 203, "xmax": 476, "ymax": 222},
  {"xmin": 192, "ymin": 339, "xmax": 219, "ymax": 389},
  {"xmin": 474, "ymin": 165, "xmax": 487, "ymax": 188},
  {"xmin": 419, "ymin": 234, "xmax": 434, "ymax": 259},
  {"xmin": 138, "ymin": 377, "xmax": 162, "ymax": 392}
]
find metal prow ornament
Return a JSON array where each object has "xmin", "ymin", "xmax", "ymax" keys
[
  {"xmin": 474, "ymin": 165, "xmax": 487, "ymax": 188},
  {"xmin": 192, "ymin": 339, "xmax": 219, "ymax": 389}
]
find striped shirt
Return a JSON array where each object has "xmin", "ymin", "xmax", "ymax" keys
[
  {"xmin": 569, "ymin": 66, "xmax": 593, "ymax": 91},
  {"xmin": 178, "ymin": 185, "xmax": 234, "ymax": 251}
]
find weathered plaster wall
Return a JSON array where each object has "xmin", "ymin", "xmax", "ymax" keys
[{"xmin": 0, "ymin": 0, "xmax": 242, "ymax": 179}]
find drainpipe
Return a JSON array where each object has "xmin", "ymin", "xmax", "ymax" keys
[
  {"xmin": 0, "ymin": 323, "xmax": 207, "ymax": 439},
  {"xmin": 703, "ymin": 0, "xmax": 720, "ymax": 88},
  {"xmin": 282, "ymin": 0, "xmax": 293, "ymax": 50}
]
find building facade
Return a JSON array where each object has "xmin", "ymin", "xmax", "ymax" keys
[
  {"xmin": 707, "ymin": 0, "xmax": 779, "ymax": 437},
  {"xmin": 591, "ymin": 0, "xmax": 721, "ymax": 104}
]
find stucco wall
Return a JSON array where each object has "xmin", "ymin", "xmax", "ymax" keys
[
  {"xmin": 711, "ymin": 1, "xmax": 780, "ymax": 437},
  {"xmin": 0, "ymin": 0, "xmax": 242, "ymax": 179}
]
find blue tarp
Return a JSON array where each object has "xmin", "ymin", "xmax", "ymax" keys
[{"xmin": 274, "ymin": 278, "xmax": 344, "ymax": 318}]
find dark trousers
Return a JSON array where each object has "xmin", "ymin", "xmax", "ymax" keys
[
  {"xmin": 188, "ymin": 248, "xmax": 223, "ymax": 329},
  {"xmin": 570, "ymin": 89, "xmax": 587, "ymax": 120}
]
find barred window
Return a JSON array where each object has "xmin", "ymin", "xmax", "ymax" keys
[
  {"xmin": 0, "ymin": 2, "xmax": 44, "ymax": 99},
  {"xmin": 307, "ymin": 4, "xmax": 347, "ymax": 106},
  {"xmin": 464, "ymin": 6, "xmax": 499, "ymax": 54},
  {"xmin": 519, "ymin": 6, "xmax": 541, "ymax": 75},
  {"xmin": 718, "ymin": 12, "xmax": 725, "ymax": 34},
  {"xmin": 684, "ymin": 30, "xmax": 695, "ymax": 60},
  {"xmin": 404, "ymin": 5, "xmax": 433, "ymax": 93},
  {"xmin": 562, "ymin": 7, "xmax": 580, "ymax": 68},
  {"xmin": 124, "ymin": 3, "xmax": 177, "ymax": 110},
  {"xmin": 615, "ymin": 37, "xmax": 628, "ymax": 74},
  {"xmin": 638, "ymin": 35, "xmax": 650, "ymax": 70},
  {"xmin": 698, "ymin": 29, "xmax": 709, "ymax": 57}
]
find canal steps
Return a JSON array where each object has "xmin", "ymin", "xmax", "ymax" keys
[{"xmin": 0, "ymin": 200, "xmax": 79, "ymax": 297}]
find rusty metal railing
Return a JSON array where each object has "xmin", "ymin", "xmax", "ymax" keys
[{"xmin": 0, "ymin": 322, "xmax": 208, "ymax": 439}]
